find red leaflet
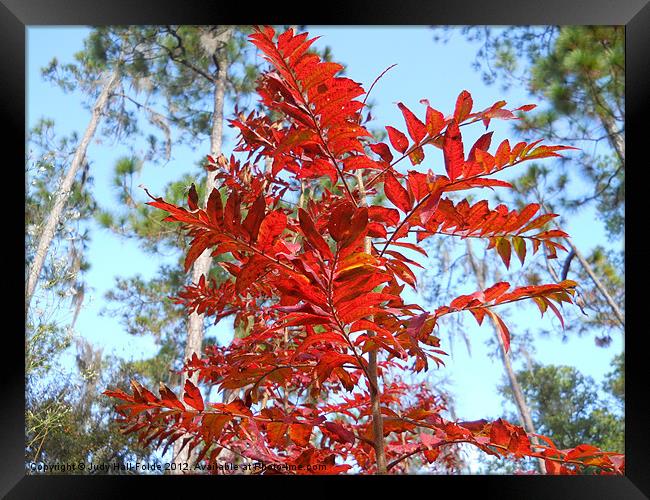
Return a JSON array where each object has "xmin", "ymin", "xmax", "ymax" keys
[
  {"xmin": 443, "ymin": 120, "xmax": 464, "ymax": 180},
  {"xmin": 467, "ymin": 132, "xmax": 494, "ymax": 162},
  {"xmin": 454, "ymin": 90, "xmax": 473, "ymax": 123},
  {"xmin": 184, "ymin": 234, "xmax": 215, "ymax": 273},
  {"xmin": 257, "ymin": 210, "xmax": 287, "ymax": 249},
  {"xmin": 289, "ymin": 423, "xmax": 313, "ymax": 446},
  {"xmin": 104, "ymin": 26, "xmax": 621, "ymax": 477},
  {"xmin": 397, "ymin": 102, "xmax": 427, "ymax": 143},
  {"xmin": 424, "ymin": 105, "xmax": 446, "ymax": 137},
  {"xmin": 183, "ymin": 380, "xmax": 205, "ymax": 412},
  {"xmin": 328, "ymin": 201, "xmax": 356, "ymax": 242},
  {"xmin": 369, "ymin": 142, "xmax": 394, "ymax": 163},
  {"xmin": 188, "ymin": 183, "xmax": 200, "ymax": 211},
  {"xmin": 206, "ymin": 188, "xmax": 223, "ymax": 225},
  {"xmin": 368, "ymin": 206, "xmax": 400, "ymax": 227},
  {"xmin": 235, "ymin": 255, "xmax": 268, "ymax": 293},
  {"xmin": 386, "ymin": 125, "xmax": 409, "ymax": 154},
  {"xmin": 323, "ymin": 421, "xmax": 356, "ymax": 444},
  {"xmin": 299, "ymin": 208, "xmax": 333, "ymax": 260},
  {"xmin": 242, "ymin": 194, "xmax": 266, "ymax": 241},
  {"xmin": 487, "ymin": 310, "xmax": 511, "ymax": 353},
  {"xmin": 159, "ymin": 383, "xmax": 185, "ymax": 411},
  {"xmin": 496, "ymin": 237, "xmax": 512, "ymax": 269},
  {"xmin": 384, "ymin": 171, "xmax": 412, "ymax": 213}
]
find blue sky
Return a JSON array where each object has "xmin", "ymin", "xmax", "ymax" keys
[{"xmin": 27, "ymin": 26, "xmax": 623, "ymax": 442}]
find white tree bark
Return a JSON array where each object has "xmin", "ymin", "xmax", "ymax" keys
[
  {"xmin": 25, "ymin": 70, "xmax": 119, "ymax": 316},
  {"xmin": 171, "ymin": 28, "xmax": 232, "ymax": 473}
]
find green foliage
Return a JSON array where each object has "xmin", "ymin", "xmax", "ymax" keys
[
  {"xmin": 500, "ymin": 362, "xmax": 624, "ymax": 453},
  {"xmin": 435, "ymin": 26, "xmax": 624, "ymax": 347},
  {"xmin": 447, "ymin": 26, "xmax": 624, "ymax": 239},
  {"xmin": 26, "ymin": 340, "xmax": 161, "ymax": 474},
  {"xmin": 101, "ymin": 265, "xmax": 188, "ymax": 344},
  {"xmin": 604, "ymin": 353, "xmax": 624, "ymax": 408}
]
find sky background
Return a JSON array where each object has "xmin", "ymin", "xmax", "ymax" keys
[{"xmin": 27, "ymin": 26, "xmax": 623, "ymax": 469}]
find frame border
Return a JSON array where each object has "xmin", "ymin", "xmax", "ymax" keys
[{"xmin": 5, "ymin": 1, "xmax": 648, "ymax": 497}]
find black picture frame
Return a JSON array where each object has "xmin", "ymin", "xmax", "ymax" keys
[{"xmin": 5, "ymin": 1, "xmax": 648, "ymax": 497}]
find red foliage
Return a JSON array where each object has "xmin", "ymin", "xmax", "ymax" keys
[{"xmin": 105, "ymin": 26, "xmax": 624, "ymax": 475}]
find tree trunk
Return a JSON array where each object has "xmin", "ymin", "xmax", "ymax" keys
[
  {"xmin": 25, "ymin": 70, "xmax": 119, "ymax": 316},
  {"xmin": 587, "ymin": 75, "xmax": 625, "ymax": 166},
  {"xmin": 540, "ymin": 198, "xmax": 625, "ymax": 331},
  {"xmin": 564, "ymin": 238, "xmax": 625, "ymax": 329},
  {"xmin": 465, "ymin": 240, "xmax": 546, "ymax": 474},
  {"xmin": 171, "ymin": 29, "xmax": 232, "ymax": 473},
  {"xmin": 599, "ymin": 112, "xmax": 625, "ymax": 166}
]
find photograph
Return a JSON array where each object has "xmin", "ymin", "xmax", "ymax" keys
[{"xmin": 22, "ymin": 24, "xmax": 628, "ymax": 479}]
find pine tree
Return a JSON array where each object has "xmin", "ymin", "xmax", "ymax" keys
[
  {"xmin": 439, "ymin": 27, "xmax": 624, "ymax": 338},
  {"xmin": 95, "ymin": 25, "xmax": 261, "ymax": 471}
]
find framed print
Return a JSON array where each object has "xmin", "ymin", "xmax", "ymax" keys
[{"xmin": 6, "ymin": 0, "xmax": 648, "ymax": 497}]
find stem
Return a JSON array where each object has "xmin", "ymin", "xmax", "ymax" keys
[{"xmin": 355, "ymin": 169, "xmax": 387, "ymax": 474}]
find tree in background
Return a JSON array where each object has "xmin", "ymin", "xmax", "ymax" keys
[
  {"xmin": 25, "ymin": 26, "xmax": 182, "ymax": 473},
  {"xmin": 27, "ymin": 337, "xmax": 157, "ymax": 473},
  {"xmin": 437, "ymin": 26, "xmax": 624, "ymax": 340},
  {"xmin": 25, "ymin": 27, "xmax": 176, "ymax": 315},
  {"xmin": 26, "ymin": 119, "xmax": 93, "ymax": 469},
  {"xmin": 424, "ymin": 26, "xmax": 624, "ymax": 466},
  {"xmin": 26, "ymin": 122, "xmax": 153, "ymax": 468},
  {"xmin": 502, "ymin": 362, "xmax": 624, "ymax": 453},
  {"xmin": 479, "ymin": 358, "xmax": 623, "ymax": 474}
]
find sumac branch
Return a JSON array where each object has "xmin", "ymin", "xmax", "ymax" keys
[{"xmin": 105, "ymin": 26, "xmax": 624, "ymax": 475}]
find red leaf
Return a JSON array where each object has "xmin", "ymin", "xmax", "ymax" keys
[
  {"xmin": 425, "ymin": 106, "xmax": 446, "ymax": 136},
  {"xmin": 408, "ymin": 146, "xmax": 425, "ymax": 166},
  {"xmin": 159, "ymin": 383, "xmax": 185, "ymax": 411},
  {"xmin": 368, "ymin": 206, "xmax": 400, "ymax": 227},
  {"xmin": 486, "ymin": 310, "xmax": 511, "ymax": 353},
  {"xmin": 418, "ymin": 188, "xmax": 443, "ymax": 226},
  {"xmin": 443, "ymin": 121, "xmax": 464, "ymax": 181},
  {"xmin": 323, "ymin": 421, "xmax": 355, "ymax": 444},
  {"xmin": 467, "ymin": 132, "xmax": 494, "ymax": 162},
  {"xmin": 397, "ymin": 102, "xmax": 427, "ymax": 142},
  {"xmin": 206, "ymin": 188, "xmax": 223, "ymax": 225},
  {"xmin": 257, "ymin": 210, "xmax": 287, "ymax": 249},
  {"xmin": 386, "ymin": 126, "xmax": 409, "ymax": 153},
  {"xmin": 515, "ymin": 103, "xmax": 537, "ymax": 112},
  {"xmin": 495, "ymin": 139, "xmax": 511, "ymax": 168},
  {"xmin": 328, "ymin": 201, "xmax": 356, "ymax": 242},
  {"xmin": 184, "ymin": 235, "xmax": 213, "ymax": 273},
  {"xmin": 484, "ymin": 282, "xmax": 510, "ymax": 302},
  {"xmin": 369, "ymin": 142, "xmax": 394, "ymax": 163},
  {"xmin": 236, "ymin": 255, "xmax": 268, "ymax": 293},
  {"xmin": 299, "ymin": 208, "xmax": 333, "ymax": 260},
  {"xmin": 188, "ymin": 184, "xmax": 199, "ymax": 211},
  {"xmin": 242, "ymin": 194, "xmax": 266, "ymax": 242},
  {"xmin": 289, "ymin": 423, "xmax": 313, "ymax": 446},
  {"xmin": 183, "ymin": 380, "xmax": 204, "ymax": 412},
  {"xmin": 454, "ymin": 90, "xmax": 473, "ymax": 123},
  {"xmin": 384, "ymin": 171, "xmax": 412, "ymax": 213},
  {"xmin": 496, "ymin": 237, "xmax": 512, "ymax": 269}
]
